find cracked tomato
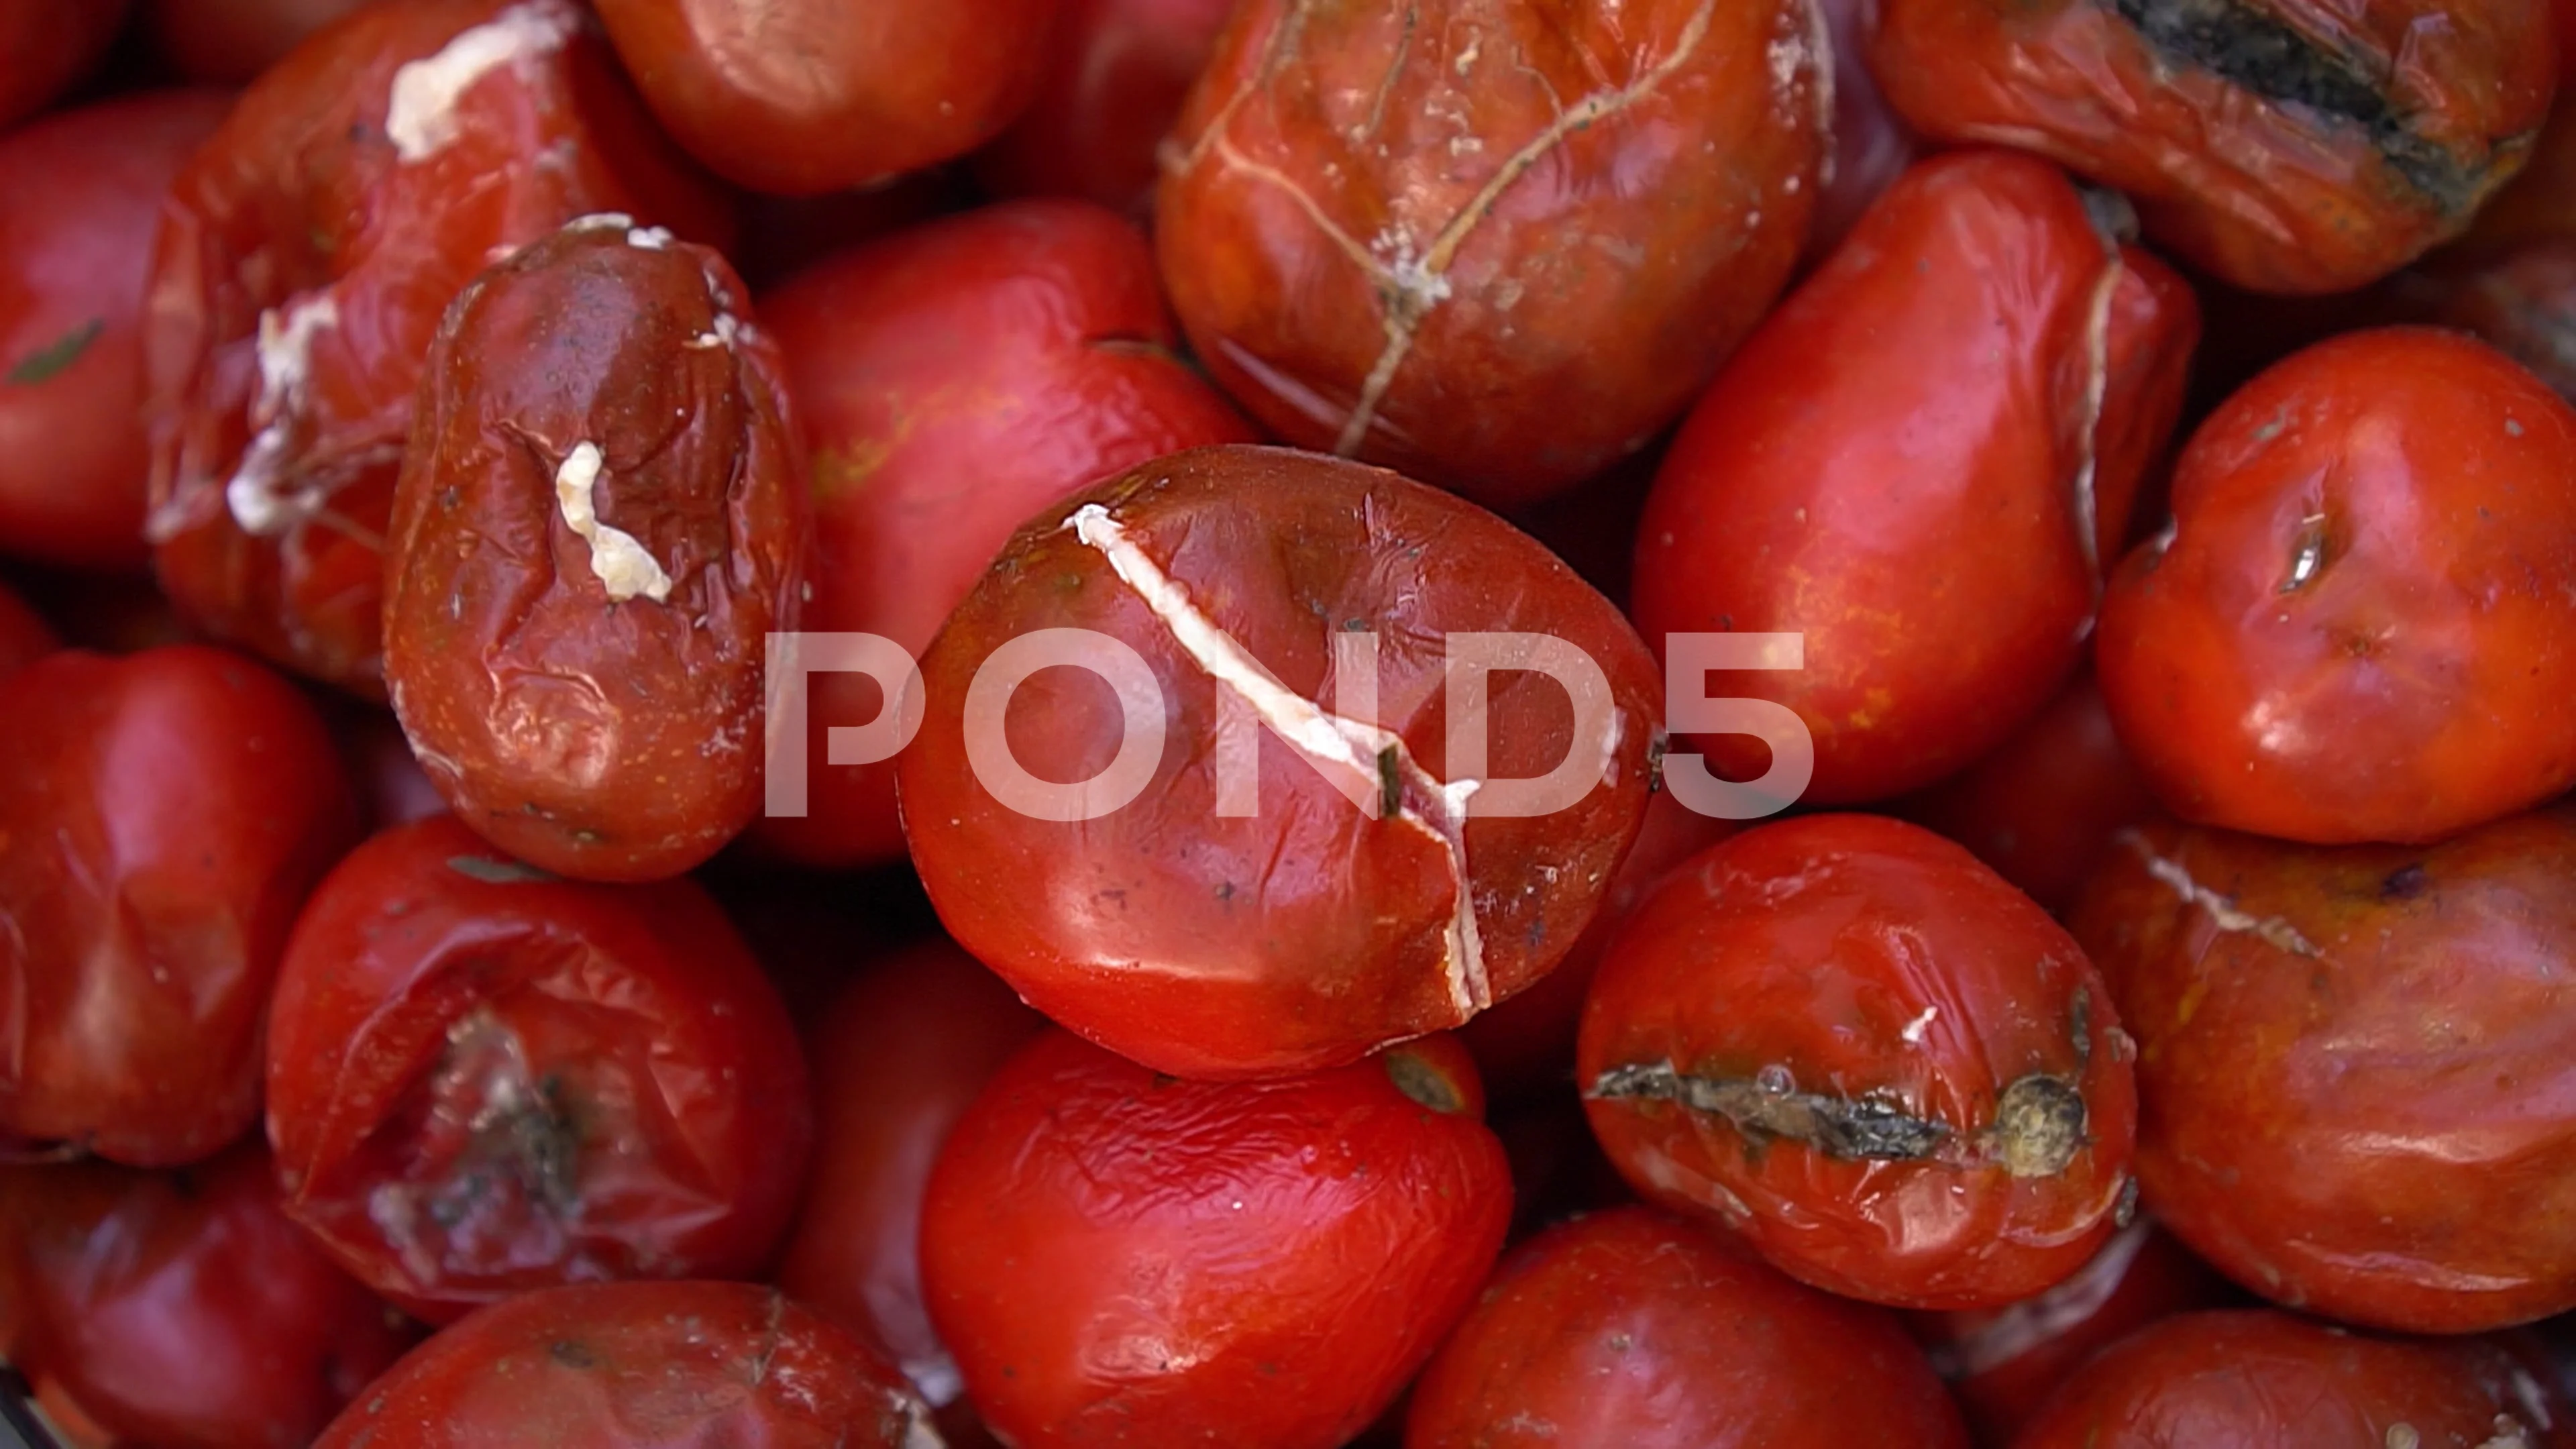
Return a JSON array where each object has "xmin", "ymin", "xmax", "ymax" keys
[
  {"xmin": 897, "ymin": 443, "xmax": 1664, "ymax": 1080},
  {"xmin": 263, "ymin": 814, "xmax": 812, "ymax": 1324},
  {"xmin": 1578, "ymin": 812, "xmax": 2139, "ymax": 1311},
  {"xmin": 1156, "ymin": 0, "xmax": 1828, "ymax": 506}
]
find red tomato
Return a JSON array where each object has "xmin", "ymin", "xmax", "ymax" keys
[
  {"xmin": 2013, "ymin": 1309, "xmax": 2567, "ymax": 1449},
  {"xmin": 1405, "ymin": 1206, "xmax": 1971, "ymax": 1449},
  {"xmin": 384, "ymin": 217, "xmax": 806, "ymax": 883},
  {"xmin": 2097, "ymin": 328, "xmax": 2576, "ymax": 845},
  {"xmin": 0, "ymin": 91, "xmax": 231, "ymax": 570},
  {"xmin": 1870, "ymin": 0, "xmax": 2559, "ymax": 294},
  {"xmin": 775, "ymin": 939, "xmax": 1046, "ymax": 1412},
  {"xmin": 1634, "ymin": 150, "xmax": 2199, "ymax": 806},
  {"xmin": 751, "ymin": 198, "xmax": 1254, "ymax": 870},
  {"xmin": 142, "ymin": 0, "xmax": 735, "ymax": 694},
  {"xmin": 313, "ymin": 1281, "xmax": 932, "ymax": 1449},
  {"xmin": 144, "ymin": 0, "xmax": 371, "ymax": 85},
  {"xmin": 973, "ymin": 0, "xmax": 1236, "ymax": 217},
  {"xmin": 897, "ymin": 445, "xmax": 1665, "ymax": 1080},
  {"xmin": 1579, "ymin": 813, "xmax": 2139, "ymax": 1310},
  {"xmin": 2070, "ymin": 811, "xmax": 2576, "ymax": 1334},
  {"xmin": 731, "ymin": 170, "xmax": 975, "ymax": 294},
  {"xmin": 2422, "ymin": 239, "xmax": 2576, "ymax": 404},
  {"xmin": 0, "ymin": 1, "xmax": 129, "ymax": 129},
  {"xmin": 264, "ymin": 814, "xmax": 812, "ymax": 1324},
  {"xmin": 590, "ymin": 0, "xmax": 1060, "ymax": 196},
  {"xmin": 0, "ymin": 1144, "xmax": 415, "ymax": 1448},
  {"xmin": 0, "ymin": 644, "xmax": 357, "ymax": 1166},
  {"xmin": 0, "ymin": 576, "xmax": 56, "ymax": 680},
  {"xmin": 1907, "ymin": 1218, "xmax": 2239, "ymax": 1445},
  {"xmin": 922, "ymin": 1029, "xmax": 1512, "ymax": 1449},
  {"xmin": 1157, "ymin": 0, "xmax": 1829, "ymax": 506},
  {"xmin": 1807, "ymin": 0, "xmax": 1917, "ymax": 260}
]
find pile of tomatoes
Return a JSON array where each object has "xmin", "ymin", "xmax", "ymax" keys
[{"xmin": 5, "ymin": 1, "xmax": 2576, "ymax": 1446}]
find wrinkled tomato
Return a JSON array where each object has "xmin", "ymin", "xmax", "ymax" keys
[{"xmin": 264, "ymin": 814, "xmax": 812, "ymax": 1323}]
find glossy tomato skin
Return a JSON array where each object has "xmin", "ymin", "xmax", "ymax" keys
[
  {"xmin": 922, "ymin": 1028, "xmax": 1511, "ymax": 1449},
  {"xmin": 751, "ymin": 198, "xmax": 1253, "ymax": 871},
  {"xmin": 898, "ymin": 445, "xmax": 1664, "ymax": 1081},
  {"xmin": 384, "ymin": 218, "xmax": 804, "ymax": 882},
  {"xmin": 1579, "ymin": 814, "xmax": 2139, "ymax": 1311},
  {"xmin": 1870, "ymin": 0, "xmax": 2558, "ymax": 294},
  {"xmin": 142, "ymin": 0, "xmax": 735, "ymax": 695},
  {"xmin": 0, "ymin": 576, "xmax": 56, "ymax": 680},
  {"xmin": 313, "ymin": 1280, "xmax": 931, "ymax": 1449},
  {"xmin": 776, "ymin": 939, "xmax": 1046, "ymax": 1411},
  {"xmin": 973, "ymin": 0, "xmax": 1236, "ymax": 216},
  {"xmin": 1896, "ymin": 667, "xmax": 2161, "ymax": 918},
  {"xmin": 0, "ymin": 0, "xmax": 129, "ymax": 129},
  {"xmin": 2014, "ymin": 1309, "xmax": 2564, "ymax": 1449},
  {"xmin": 1808, "ymin": 0, "xmax": 1917, "ymax": 259},
  {"xmin": 0, "ymin": 645, "xmax": 357, "ymax": 1166},
  {"xmin": 0, "ymin": 92, "xmax": 231, "ymax": 571},
  {"xmin": 1157, "ymin": 0, "xmax": 1828, "ymax": 507},
  {"xmin": 0, "ymin": 1144, "xmax": 415, "ymax": 1448},
  {"xmin": 1405, "ymin": 1206, "xmax": 1970, "ymax": 1449},
  {"xmin": 2069, "ymin": 812, "xmax": 2576, "ymax": 1334},
  {"xmin": 145, "ymin": 0, "xmax": 370, "ymax": 83},
  {"xmin": 1634, "ymin": 150, "xmax": 2200, "ymax": 806},
  {"xmin": 2097, "ymin": 328, "xmax": 2576, "ymax": 846},
  {"xmin": 264, "ymin": 815, "xmax": 812, "ymax": 1324},
  {"xmin": 1907, "ymin": 1218, "xmax": 2238, "ymax": 1446},
  {"xmin": 590, "ymin": 0, "xmax": 1058, "ymax": 196}
]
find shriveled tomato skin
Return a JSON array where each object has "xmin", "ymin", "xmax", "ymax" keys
[
  {"xmin": 590, "ymin": 0, "xmax": 1058, "ymax": 197},
  {"xmin": 142, "ymin": 0, "xmax": 734, "ymax": 695},
  {"xmin": 1405, "ymin": 1205, "xmax": 1969, "ymax": 1449},
  {"xmin": 0, "ymin": 645, "xmax": 358, "ymax": 1167},
  {"xmin": 751, "ymin": 199, "xmax": 1252, "ymax": 870},
  {"xmin": 0, "ymin": 93, "xmax": 229, "ymax": 571},
  {"xmin": 2015, "ymin": 1309, "xmax": 2562, "ymax": 1449},
  {"xmin": 776, "ymin": 939, "xmax": 1046, "ymax": 1411},
  {"xmin": 973, "ymin": 0, "xmax": 1236, "ymax": 217},
  {"xmin": 898, "ymin": 445, "xmax": 1664, "ymax": 1081},
  {"xmin": 1578, "ymin": 814, "xmax": 2138, "ymax": 1311},
  {"xmin": 264, "ymin": 815, "xmax": 813, "ymax": 1324},
  {"xmin": 385, "ymin": 219, "xmax": 805, "ymax": 883},
  {"xmin": 0, "ymin": 0, "xmax": 129, "ymax": 129},
  {"xmin": 1634, "ymin": 150, "xmax": 2199, "ymax": 806},
  {"xmin": 0, "ymin": 1144, "xmax": 415, "ymax": 1449},
  {"xmin": 145, "ymin": 0, "xmax": 370, "ymax": 84},
  {"xmin": 0, "ymin": 576, "xmax": 56, "ymax": 680},
  {"xmin": 2097, "ymin": 327, "xmax": 2576, "ymax": 847},
  {"xmin": 313, "ymin": 1280, "xmax": 931, "ymax": 1449},
  {"xmin": 922, "ymin": 1029, "xmax": 1511, "ymax": 1449},
  {"xmin": 1157, "ymin": 0, "xmax": 1828, "ymax": 507},
  {"xmin": 2069, "ymin": 812, "xmax": 2576, "ymax": 1334},
  {"xmin": 1870, "ymin": 0, "xmax": 2558, "ymax": 294}
]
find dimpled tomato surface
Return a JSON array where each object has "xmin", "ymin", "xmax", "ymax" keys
[
  {"xmin": 1157, "ymin": 0, "xmax": 1829, "ymax": 506},
  {"xmin": 1580, "ymin": 814, "xmax": 2139, "ymax": 1310},
  {"xmin": 898, "ymin": 443, "xmax": 1663, "ymax": 1080},
  {"xmin": 142, "ymin": 0, "xmax": 733, "ymax": 694},
  {"xmin": 922, "ymin": 1029, "xmax": 1511, "ymax": 1449},
  {"xmin": 264, "ymin": 815, "xmax": 812, "ymax": 1324}
]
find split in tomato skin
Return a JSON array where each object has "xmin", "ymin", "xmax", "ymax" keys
[
  {"xmin": 0, "ymin": 1, "xmax": 129, "ymax": 130},
  {"xmin": 972, "ymin": 0, "xmax": 1236, "ymax": 217},
  {"xmin": 775, "ymin": 938, "xmax": 1046, "ymax": 1413},
  {"xmin": 2070, "ymin": 810, "xmax": 2576, "ymax": 1334},
  {"xmin": 0, "ymin": 91, "xmax": 231, "ymax": 572},
  {"xmin": 2096, "ymin": 327, "xmax": 2576, "ymax": 847},
  {"xmin": 1870, "ymin": 0, "xmax": 2559, "ymax": 294},
  {"xmin": 1404, "ymin": 1205, "xmax": 1972, "ymax": 1449},
  {"xmin": 1633, "ymin": 148, "xmax": 2200, "ymax": 807},
  {"xmin": 312, "ymin": 1279, "xmax": 932, "ymax": 1449},
  {"xmin": 0, "ymin": 1143, "xmax": 416, "ymax": 1449},
  {"xmin": 2012, "ymin": 1309, "xmax": 2565, "ymax": 1449},
  {"xmin": 922, "ymin": 1028, "xmax": 1511, "ymax": 1449},
  {"xmin": 1156, "ymin": 0, "xmax": 1829, "ymax": 507},
  {"xmin": 897, "ymin": 443, "xmax": 1664, "ymax": 1081},
  {"xmin": 590, "ymin": 0, "xmax": 1059, "ymax": 197},
  {"xmin": 142, "ymin": 0, "xmax": 735, "ymax": 695},
  {"xmin": 144, "ymin": 0, "xmax": 371, "ymax": 85},
  {"xmin": 0, "ymin": 576, "xmax": 57, "ymax": 681},
  {"xmin": 1578, "ymin": 812, "xmax": 2139, "ymax": 1311},
  {"xmin": 751, "ymin": 197, "xmax": 1254, "ymax": 871},
  {"xmin": 263, "ymin": 814, "xmax": 814, "ymax": 1325},
  {"xmin": 0, "ymin": 643, "xmax": 359, "ymax": 1167}
]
